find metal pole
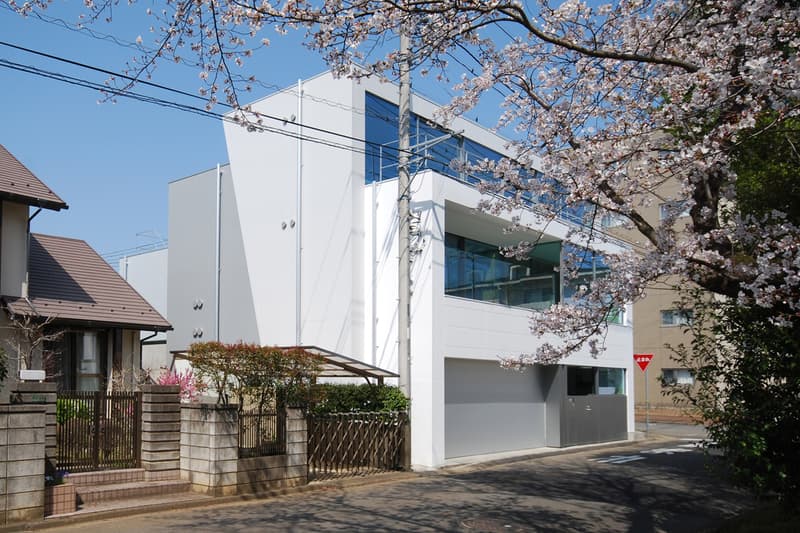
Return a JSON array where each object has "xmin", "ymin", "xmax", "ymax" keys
[
  {"xmin": 215, "ymin": 163, "xmax": 222, "ymax": 341},
  {"xmin": 645, "ymin": 366, "xmax": 650, "ymax": 432},
  {"xmin": 398, "ymin": 31, "xmax": 411, "ymax": 398},
  {"xmin": 296, "ymin": 79, "xmax": 304, "ymax": 346}
]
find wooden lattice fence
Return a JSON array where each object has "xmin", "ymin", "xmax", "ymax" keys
[{"xmin": 307, "ymin": 411, "xmax": 408, "ymax": 480}]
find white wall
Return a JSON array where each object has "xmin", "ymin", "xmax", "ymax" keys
[
  {"xmin": 368, "ymin": 171, "xmax": 634, "ymax": 467},
  {"xmin": 217, "ymin": 73, "xmax": 634, "ymax": 468},
  {"xmin": 121, "ymin": 248, "xmax": 169, "ymax": 373},
  {"xmin": 121, "ymin": 248, "xmax": 168, "ymax": 328},
  {"xmin": 1, "ymin": 201, "xmax": 28, "ymax": 298},
  {"xmin": 223, "ymin": 73, "xmax": 367, "ymax": 352}
]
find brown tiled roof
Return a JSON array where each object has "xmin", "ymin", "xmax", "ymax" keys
[
  {"xmin": 0, "ymin": 144, "xmax": 68, "ymax": 211},
  {"xmin": 3, "ymin": 234, "xmax": 171, "ymax": 331}
]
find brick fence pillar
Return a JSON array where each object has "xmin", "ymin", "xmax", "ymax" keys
[
  {"xmin": 141, "ymin": 384, "xmax": 181, "ymax": 480},
  {"xmin": 0, "ymin": 404, "xmax": 46, "ymax": 525},
  {"xmin": 180, "ymin": 404, "xmax": 238, "ymax": 495}
]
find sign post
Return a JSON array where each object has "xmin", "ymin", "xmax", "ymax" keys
[{"xmin": 634, "ymin": 353, "xmax": 654, "ymax": 432}]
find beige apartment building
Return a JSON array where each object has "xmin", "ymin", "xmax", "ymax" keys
[{"xmin": 608, "ymin": 178, "xmax": 697, "ymax": 422}]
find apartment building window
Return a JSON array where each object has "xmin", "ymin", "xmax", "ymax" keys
[
  {"xmin": 660, "ymin": 309, "xmax": 693, "ymax": 327},
  {"xmin": 662, "ymin": 368, "xmax": 694, "ymax": 386},
  {"xmin": 659, "ymin": 200, "xmax": 690, "ymax": 220},
  {"xmin": 600, "ymin": 212, "xmax": 625, "ymax": 228},
  {"xmin": 444, "ymin": 232, "xmax": 561, "ymax": 309}
]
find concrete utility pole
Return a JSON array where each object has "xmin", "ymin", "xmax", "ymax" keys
[{"xmin": 398, "ymin": 30, "xmax": 411, "ymax": 398}]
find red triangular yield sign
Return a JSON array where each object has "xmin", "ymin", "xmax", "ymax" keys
[{"xmin": 634, "ymin": 353, "xmax": 654, "ymax": 372}]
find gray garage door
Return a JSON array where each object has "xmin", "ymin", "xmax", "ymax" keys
[{"xmin": 445, "ymin": 358, "xmax": 547, "ymax": 459}]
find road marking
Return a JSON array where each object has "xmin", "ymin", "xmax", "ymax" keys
[
  {"xmin": 591, "ymin": 455, "xmax": 646, "ymax": 464},
  {"xmin": 641, "ymin": 447, "xmax": 694, "ymax": 455}
]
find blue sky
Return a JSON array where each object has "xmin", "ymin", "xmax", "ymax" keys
[{"xmin": 0, "ymin": 4, "xmax": 493, "ymax": 262}]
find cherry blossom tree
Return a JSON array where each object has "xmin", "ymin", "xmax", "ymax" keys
[{"xmin": 8, "ymin": 0, "xmax": 799, "ymax": 363}]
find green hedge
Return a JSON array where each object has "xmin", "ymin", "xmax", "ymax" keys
[{"xmin": 309, "ymin": 384, "xmax": 409, "ymax": 415}]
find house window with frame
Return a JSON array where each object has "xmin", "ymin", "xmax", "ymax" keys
[
  {"xmin": 661, "ymin": 368, "xmax": 694, "ymax": 386},
  {"xmin": 52, "ymin": 329, "xmax": 109, "ymax": 391},
  {"xmin": 660, "ymin": 309, "xmax": 693, "ymax": 327}
]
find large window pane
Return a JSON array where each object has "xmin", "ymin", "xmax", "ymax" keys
[
  {"xmin": 445, "ymin": 232, "xmax": 560, "ymax": 309},
  {"xmin": 599, "ymin": 368, "xmax": 625, "ymax": 395}
]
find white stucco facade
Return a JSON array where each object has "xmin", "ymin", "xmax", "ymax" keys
[{"xmin": 157, "ymin": 71, "xmax": 635, "ymax": 469}]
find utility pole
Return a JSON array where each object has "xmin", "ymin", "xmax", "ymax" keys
[{"xmin": 398, "ymin": 29, "xmax": 411, "ymax": 399}]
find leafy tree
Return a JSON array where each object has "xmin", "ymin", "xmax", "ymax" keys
[
  {"xmin": 9, "ymin": 0, "xmax": 797, "ymax": 362},
  {"xmin": 669, "ymin": 293, "xmax": 800, "ymax": 506},
  {"xmin": 666, "ymin": 115, "xmax": 800, "ymax": 506},
  {"xmin": 185, "ymin": 342, "xmax": 322, "ymax": 414}
]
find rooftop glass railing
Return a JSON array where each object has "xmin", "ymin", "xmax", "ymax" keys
[{"xmin": 364, "ymin": 92, "xmax": 590, "ymax": 226}]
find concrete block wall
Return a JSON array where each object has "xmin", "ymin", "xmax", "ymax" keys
[
  {"xmin": 236, "ymin": 408, "xmax": 307, "ymax": 493},
  {"xmin": 0, "ymin": 404, "xmax": 46, "ymax": 524},
  {"xmin": 180, "ymin": 404, "xmax": 239, "ymax": 496},
  {"xmin": 181, "ymin": 405, "xmax": 309, "ymax": 496},
  {"xmin": 12, "ymin": 382, "xmax": 56, "ymax": 462},
  {"xmin": 141, "ymin": 384, "xmax": 181, "ymax": 480}
]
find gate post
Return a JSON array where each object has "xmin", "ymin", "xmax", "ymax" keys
[
  {"xmin": 285, "ymin": 408, "xmax": 308, "ymax": 484},
  {"xmin": 140, "ymin": 384, "xmax": 181, "ymax": 480},
  {"xmin": 180, "ymin": 404, "xmax": 239, "ymax": 495},
  {"xmin": 11, "ymin": 382, "xmax": 57, "ymax": 465},
  {"xmin": 0, "ymin": 404, "xmax": 47, "ymax": 524}
]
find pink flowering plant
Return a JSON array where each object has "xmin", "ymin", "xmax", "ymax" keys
[{"xmin": 157, "ymin": 368, "xmax": 206, "ymax": 403}]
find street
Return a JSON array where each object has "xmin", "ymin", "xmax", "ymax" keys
[{"xmin": 42, "ymin": 438, "xmax": 751, "ymax": 533}]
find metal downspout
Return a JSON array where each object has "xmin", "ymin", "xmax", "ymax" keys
[
  {"xmin": 215, "ymin": 163, "xmax": 222, "ymax": 341},
  {"xmin": 296, "ymin": 79, "xmax": 304, "ymax": 346}
]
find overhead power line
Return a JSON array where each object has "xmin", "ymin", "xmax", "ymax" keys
[{"xmin": 0, "ymin": 40, "xmax": 408, "ymax": 155}]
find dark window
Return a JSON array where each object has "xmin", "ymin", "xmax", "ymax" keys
[
  {"xmin": 568, "ymin": 366, "xmax": 596, "ymax": 395},
  {"xmin": 567, "ymin": 366, "xmax": 626, "ymax": 395},
  {"xmin": 49, "ymin": 330, "xmax": 108, "ymax": 391}
]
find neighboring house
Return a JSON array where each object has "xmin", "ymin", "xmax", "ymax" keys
[
  {"xmin": 129, "ymin": 71, "xmax": 635, "ymax": 470},
  {"xmin": 0, "ymin": 144, "xmax": 171, "ymax": 395}
]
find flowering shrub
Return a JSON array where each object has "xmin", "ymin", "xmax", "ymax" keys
[
  {"xmin": 45, "ymin": 469, "xmax": 69, "ymax": 487},
  {"xmin": 157, "ymin": 368, "xmax": 206, "ymax": 402}
]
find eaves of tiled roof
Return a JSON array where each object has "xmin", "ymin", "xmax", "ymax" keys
[
  {"xmin": 2, "ymin": 233, "xmax": 170, "ymax": 331},
  {"xmin": 0, "ymin": 144, "xmax": 68, "ymax": 211}
]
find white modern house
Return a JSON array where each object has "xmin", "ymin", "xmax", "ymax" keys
[{"xmin": 142, "ymin": 71, "xmax": 634, "ymax": 470}]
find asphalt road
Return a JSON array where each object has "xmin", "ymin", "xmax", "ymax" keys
[{"xmin": 43, "ymin": 438, "xmax": 752, "ymax": 533}]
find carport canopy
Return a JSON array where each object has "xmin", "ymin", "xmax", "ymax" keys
[
  {"xmin": 283, "ymin": 345, "xmax": 398, "ymax": 385},
  {"xmin": 171, "ymin": 344, "xmax": 397, "ymax": 385}
]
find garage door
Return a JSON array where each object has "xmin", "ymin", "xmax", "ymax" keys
[{"xmin": 445, "ymin": 358, "xmax": 547, "ymax": 459}]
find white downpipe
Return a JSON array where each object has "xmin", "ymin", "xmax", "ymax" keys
[
  {"xmin": 371, "ymin": 181, "xmax": 378, "ymax": 366},
  {"xmin": 295, "ymin": 79, "xmax": 303, "ymax": 346},
  {"xmin": 215, "ymin": 163, "xmax": 222, "ymax": 341}
]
